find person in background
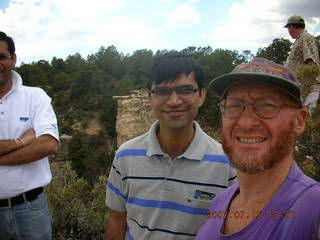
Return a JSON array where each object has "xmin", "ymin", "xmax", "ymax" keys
[
  {"xmin": 196, "ymin": 58, "xmax": 320, "ymax": 240},
  {"xmin": 105, "ymin": 52, "xmax": 236, "ymax": 240},
  {"xmin": 0, "ymin": 31, "xmax": 59, "ymax": 240},
  {"xmin": 284, "ymin": 15, "xmax": 320, "ymax": 110}
]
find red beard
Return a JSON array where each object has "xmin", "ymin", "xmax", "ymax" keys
[{"xmin": 222, "ymin": 121, "xmax": 296, "ymax": 174}]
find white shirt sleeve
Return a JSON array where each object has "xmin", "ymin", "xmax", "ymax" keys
[{"xmin": 30, "ymin": 88, "xmax": 59, "ymax": 142}]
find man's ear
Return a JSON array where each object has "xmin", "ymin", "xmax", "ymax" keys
[
  {"xmin": 198, "ymin": 87, "xmax": 206, "ymax": 107},
  {"xmin": 293, "ymin": 108, "xmax": 308, "ymax": 135},
  {"xmin": 11, "ymin": 53, "xmax": 17, "ymax": 67}
]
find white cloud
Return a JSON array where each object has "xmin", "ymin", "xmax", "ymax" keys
[
  {"xmin": 188, "ymin": 0, "xmax": 199, "ymax": 3},
  {"xmin": 88, "ymin": 17, "xmax": 167, "ymax": 52},
  {"xmin": 0, "ymin": 0, "xmax": 167, "ymax": 61},
  {"xmin": 207, "ymin": 0, "xmax": 320, "ymax": 52},
  {"xmin": 166, "ymin": 4, "xmax": 200, "ymax": 30}
]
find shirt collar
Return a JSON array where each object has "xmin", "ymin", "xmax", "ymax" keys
[
  {"xmin": 146, "ymin": 120, "xmax": 209, "ymax": 161},
  {"xmin": 1, "ymin": 70, "xmax": 22, "ymax": 100},
  {"xmin": 296, "ymin": 30, "xmax": 307, "ymax": 40}
]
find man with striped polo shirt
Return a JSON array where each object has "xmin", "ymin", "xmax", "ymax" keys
[
  {"xmin": 105, "ymin": 52, "xmax": 236, "ymax": 240},
  {"xmin": 0, "ymin": 32, "xmax": 59, "ymax": 239}
]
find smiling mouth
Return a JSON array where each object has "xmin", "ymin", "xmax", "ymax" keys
[
  {"xmin": 163, "ymin": 109, "xmax": 186, "ymax": 113},
  {"xmin": 237, "ymin": 137, "xmax": 266, "ymax": 144}
]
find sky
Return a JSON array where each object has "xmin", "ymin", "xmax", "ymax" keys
[{"xmin": 0, "ymin": 0, "xmax": 319, "ymax": 65}]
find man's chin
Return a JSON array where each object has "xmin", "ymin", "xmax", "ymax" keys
[
  {"xmin": 228, "ymin": 152, "xmax": 270, "ymax": 174},
  {"xmin": 0, "ymin": 78, "xmax": 9, "ymax": 87}
]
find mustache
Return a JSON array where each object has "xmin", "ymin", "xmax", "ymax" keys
[{"xmin": 233, "ymin": 128, "xmax": 266, "ymax": 136}]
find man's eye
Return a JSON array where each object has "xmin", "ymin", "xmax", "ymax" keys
[
  {"xmin": 260, "ymin": 103, "xmax": 277, "ymax": 111},
  {"xmin": 154, "ymin": 89, "xmax": 170, "ymax": 96},
  {"xmin": 226, "ymin": 103, "xmax": 242, "ymax": 109},
  {"xmin": 257, "ymin": 100, "xmax": 277, "ymax": 111},
  {"xmin": 0, "ymin": 54, "xmax": 8, "ymax": 60},
  {"xmin": 177, "ymin": 87, "xmax": 194, "ymax": 95}
]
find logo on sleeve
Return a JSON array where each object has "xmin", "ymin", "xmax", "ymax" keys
[
  {"xmin": 194, "ymin": 190, "xmax": 216, "ymax": 201},
  {"xmin": 19, "ymin": 117, "xmax": 30, "ymax": 122}
]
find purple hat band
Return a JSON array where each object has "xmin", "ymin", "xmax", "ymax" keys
[{"xmin": 210, "ymin": 58, "xmax": 303, "ymax": 106}]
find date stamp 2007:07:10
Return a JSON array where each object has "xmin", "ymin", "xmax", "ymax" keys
[{"xmin": 205, "ymin": 210, "xmax": 296, "ymax": 219}]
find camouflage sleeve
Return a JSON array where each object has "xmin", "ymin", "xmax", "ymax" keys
[{"xmin": 302, "ymin": 35, "xmax": 320, "ymax": 65}]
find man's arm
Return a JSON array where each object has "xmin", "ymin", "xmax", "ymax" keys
[
  {"xmin": 0, "ymin": 139, "xmax": 20, "ymax": 155},
  {"xmin": 0, "ymin": 134, "xmax": 58, "ymax": 166},
  {"xmin": 105, "ymin": 210, "xmax": 127, "ymax": 240},
  {"xmin": 0, "ymin": 129, "xmax": 35, "ymax": 155}
]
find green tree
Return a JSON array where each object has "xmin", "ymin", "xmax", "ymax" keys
[
  {"xmin": 124, "ymin": 49, "xmax": 154, "ymax": 88},
  {"xmin": 255, "ymin": 38, "xmax": 292, "ymax": 64},
  {"xmin": 199, "ymin": 48, "xmax": 241, "ymax": 84},
  {"xmin": 17, "ymin": 64, "xmax": 48, "ymax": 89},
  {"xmin": 51, "ymin": 72, "xmax": 72, "ymax": 91},
  {"xmin": 46, "ymin": 162, "xmax": 108, "ymax": 239},
  {"xmin": 51, "ymin": 57, "xmax": 66, "ymax": 73},
  {"xmin": 88, "ymin": 46, "xmax": 125, "ymax": 80},
  {"xmin": 295, "ymin": 105, "xmax": 320, "ymax": 181},
  {"xmin": 100, "ymin": 92, "xmax": 117, "ymax": 138},
  {"xmin": 68, "ymin": 131, "xmax": 114, "ymax": 182},
  {"xmin": 115, "ymin": 75, "xmax": 136, "ymax": 95}
]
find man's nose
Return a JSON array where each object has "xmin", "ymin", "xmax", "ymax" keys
[
  {"xmin": 236, "ymin": 104, "xmax": 260, "ymax": 129},
  {"xmin": 166, "ymin": 90, "xmax": 182, "ymax": 105}
]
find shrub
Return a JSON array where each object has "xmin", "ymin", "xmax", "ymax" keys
[
  {"xmin": 295, "ymin": 105, "xmax": 320, "ymax": 181},
  {"xmin": 46, "ymin": 162, "xmax": 108, "ymax": 239}
]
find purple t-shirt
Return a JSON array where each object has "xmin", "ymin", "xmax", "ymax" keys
[{"xmin": 196, "ymin": 162, "xmax": 320, "ymax": 240}]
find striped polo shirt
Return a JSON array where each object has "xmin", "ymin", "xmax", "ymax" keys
[{"xmin": 106, "ymin": 121, "xmax": 237, "ymax": 240}]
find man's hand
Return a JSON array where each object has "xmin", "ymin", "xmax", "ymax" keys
[
  {"xmin": 0, "ymin": 134, "xmax": 58, "ymax": 166},
  {"xmin": 105, "ymin": 210, "xmax": 127, "ymax": 240},
  {"xmin": 20, "ymin": 129, "xmax": 36, "ymax": 146},
  {"xmin": 0, "ymin": 128, "xmax": 36, "ymax": 155}
]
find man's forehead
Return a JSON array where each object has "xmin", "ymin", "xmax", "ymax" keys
[
  {"xmin": 0, "ymin": 41, "xmax": 9, "ymax": 53},
  {"xmin": 152, "ymin": 72, "xmax": 197, "ymax": 88}
]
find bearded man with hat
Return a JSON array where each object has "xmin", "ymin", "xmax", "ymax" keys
[{"xmin": 196, "ymin": 58, "xmax": 320, "ymax": 240}]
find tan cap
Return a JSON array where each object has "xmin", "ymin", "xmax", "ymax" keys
[{"xmin": 284, "ymin": 15, "xmax": 305, "ymax": 28}]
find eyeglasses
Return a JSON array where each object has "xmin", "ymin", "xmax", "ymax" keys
[
  {"xmin": 0, "ymin": 54, "xmax": 11, "ymax": 61},
  {"xmin": 151, "ymin": 85, "xmax": 199, "ymax": 101},
  {"xmin": 220, "ymin": 98, "xmax": 299, "ymax": 119}
]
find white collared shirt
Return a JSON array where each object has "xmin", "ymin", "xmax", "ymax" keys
[{"xmin": 0, "ymin": 71, "xmax": 59, "ymax": 198}]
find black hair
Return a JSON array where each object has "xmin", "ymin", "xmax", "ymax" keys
[
  {"xmin": 147, "ymin": 51, "xmax": 205, "ymax": 90},
  {"xmin": 0, "ymin": 31, "xmax": 15, "ymax": 55},
  {"xmin": 289, "ymin": 22, "xmax": 305, "ymax": 29}
]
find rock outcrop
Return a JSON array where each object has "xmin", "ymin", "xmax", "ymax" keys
[{"xmin": 114, "ymin": 90, "xmax": 156, "ymax": 147}]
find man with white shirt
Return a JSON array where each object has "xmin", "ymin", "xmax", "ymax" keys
[{"xmin": 0, "ymin": 31, "xmax": 59, "ymax": 240}]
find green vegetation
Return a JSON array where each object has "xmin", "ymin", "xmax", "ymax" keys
[
  {"xmin": 15, "ymin": 38, "xmax": 319, "ymax": 239},
  {"xmin": 46, "ymin": 162, "xmax": 107, "ymax": 239},
  {"xmin": 295, "ymin": 105, "xmax": 320, "ymax": 181}
]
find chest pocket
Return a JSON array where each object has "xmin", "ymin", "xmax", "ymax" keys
[{"xmin": 11, "ymin": 112, "xmax": 33, "ymax": 136}]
